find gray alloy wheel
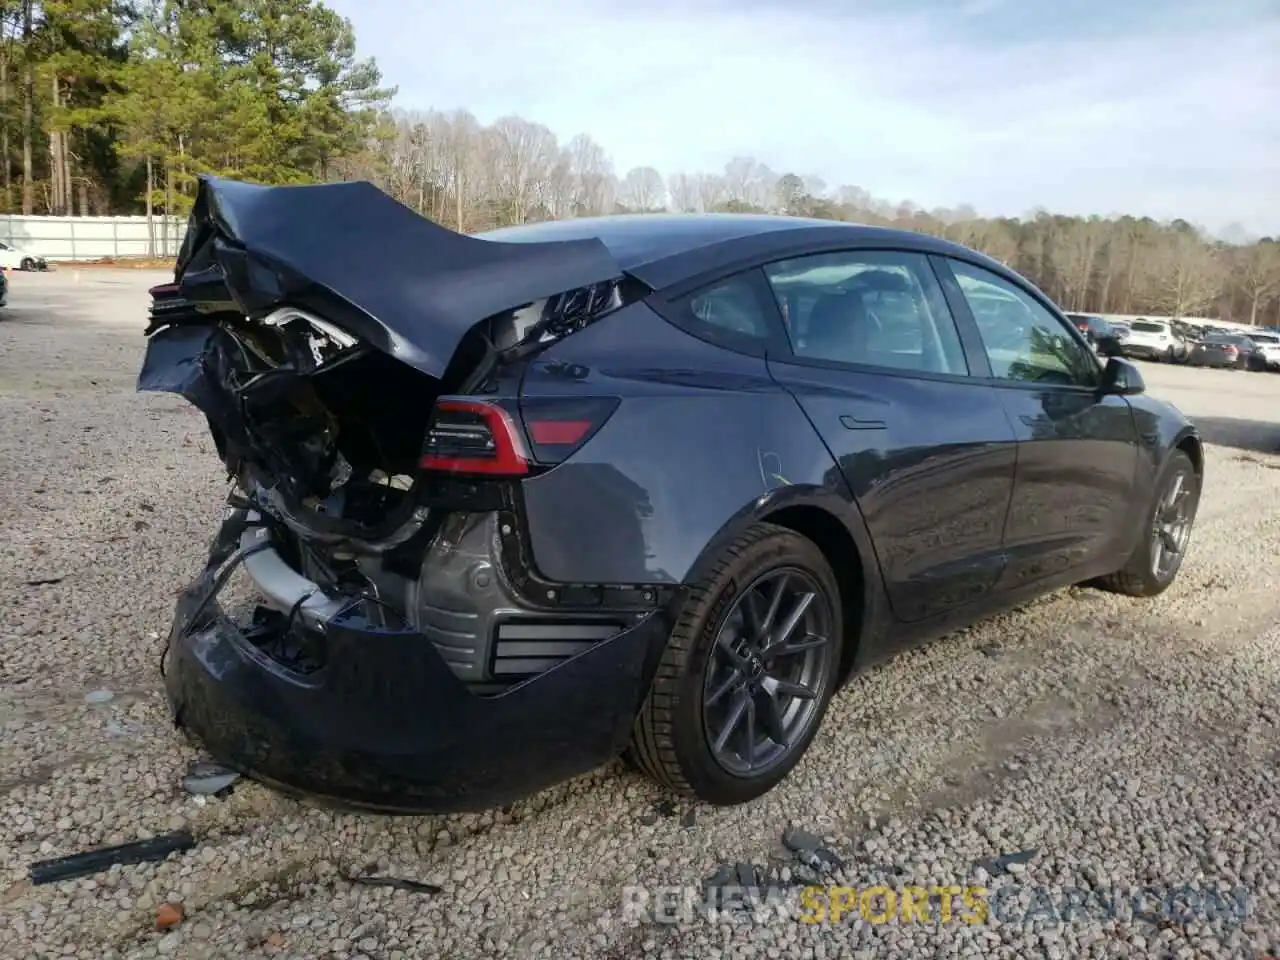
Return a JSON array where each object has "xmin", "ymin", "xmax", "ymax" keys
[
  {"xmin": 627, "ymin": 522, "xmax": 843, "ymax": 805},
  {"xmin": 1093, "ymin": 450, "xmax": 1199, "ymax": 598},
  {"xmin": 700, "ymin": 567, "xmax": 836, "ymax": 778},
  {"xmin": 1150, "ymin": 469, "xmax": 1195, "ymax": 582}
]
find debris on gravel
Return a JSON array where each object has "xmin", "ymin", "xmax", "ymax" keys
[
  {"xmin": 1, "ymin": 270, "xmax": 1279, "ymax": 958},
  {"xmin": 181, "ymin": 760, "xmax": 240, "ymax": 798}
]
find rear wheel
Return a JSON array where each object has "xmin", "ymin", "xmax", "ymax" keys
[
  {"xmin": 1093, "ymin": 451, "xmax": 1199, "ymax": 597},
  {"xmin": 19, "ymin": 257, "xmax": 33, "ymax": 271},
  {"xmin": 627, "ymin": 523, "xmax": 841, "ymax": 805}
]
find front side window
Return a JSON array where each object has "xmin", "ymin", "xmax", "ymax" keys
[
  {"xmin": 948, "ymin": 259, "xmax": 1099, "ymax": 386},
  {"xmin": 761, "ymin": 250, "xmax": 968, "ymax": 375}
]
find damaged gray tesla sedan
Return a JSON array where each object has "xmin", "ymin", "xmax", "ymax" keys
[{"xmin": 141, "ymin": 176, "xmax": 1202, "ymax": 813}]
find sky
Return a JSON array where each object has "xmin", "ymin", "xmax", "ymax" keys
[{"xmin": 324, "ymin": 0, "xmax": 1280, "ymax": 238}]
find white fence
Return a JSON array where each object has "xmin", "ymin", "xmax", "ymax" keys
[{"xmin": 0, "ymin": 214, "xmax": 186, "ymax": 261}]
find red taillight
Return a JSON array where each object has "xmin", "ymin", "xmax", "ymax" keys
[
  {"xmin": 419, "ymin": 396, "xmax": 619, "ymax": 475},
  {"xmin": 528, "ymin": 420, "xmax": 593, "ymax": 445},
  {"xmin": 419, "ymin": 399, "xmax": 530, "ymax": 476},
  {"xmin": 148, "ymin": 282, "xmax": 180, "ymax": 298},
  {"xmin": 520, "ymin": 396, "xmax": 619, "ymax": 465}
]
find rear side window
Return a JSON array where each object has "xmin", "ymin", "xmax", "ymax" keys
[
  {"xmin": 688, "ymin": 275, "xmax": 772, "ymax": 338},
  {"xmin": 762, "ymin": 250, "xmax": 969, "ymax": 376}
]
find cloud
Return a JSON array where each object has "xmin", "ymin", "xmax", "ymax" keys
[{"xmin": 325, "ymin": 0, "xmax": 1280, "ymax": 235}]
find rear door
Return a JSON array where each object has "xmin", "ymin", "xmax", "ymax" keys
[
  {"xmin": 934, "ymin": 256, "xmax": 1140, "ymax": 590},
  {"xmin": 758, "ymin": 249, "xmax": 1018, "ymax": 623}
]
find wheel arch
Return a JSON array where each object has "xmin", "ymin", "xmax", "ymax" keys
[
  {"xmin": 682, "ymin": 484, "xmax": 886, "ymax": 686},
  {"xmin": 760, "ymin": 503, "xmax": 868, "ymax": 683},
  {"xmin": 1173, "ymin": 427, "xmax": 1203, "ymax": 479}
]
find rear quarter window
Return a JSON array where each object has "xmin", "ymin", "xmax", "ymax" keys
[{"xmin": 662, "ymin": 269, "xmax": 785, "ymax": 357}]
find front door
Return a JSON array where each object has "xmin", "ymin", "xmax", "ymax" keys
[
  {"xmin": 759, "ymin": 249, "xmax": 1019, "ymax": 623},
  {"xmin": 935, "ymin": 256, "xmax": 1140, "ymax": 590}
]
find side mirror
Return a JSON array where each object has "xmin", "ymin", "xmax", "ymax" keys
[{"xmin": 1099, "ymin": 356, "xmax": 1145, "ymax": 396}]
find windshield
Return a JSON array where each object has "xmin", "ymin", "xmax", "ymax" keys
[
  {"xmin": 1204, "ymin": 334, "xmax": 1241, "ymax": 345},
  {"xmin": 1250, "ymin": 333, "xmax": 1279, "ymax": 344},
  {"xmin": 1130, "ymin": 321, "xmax": 1166, "ymax": 333}
]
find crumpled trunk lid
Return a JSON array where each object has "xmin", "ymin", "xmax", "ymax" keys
[
  {"xmin": 137, "ymin": 176, "xmax": 633, "ymax": 551},
  {"xmin": 170, "ymin": 175, "xmax": 623, "ymax": 378}
]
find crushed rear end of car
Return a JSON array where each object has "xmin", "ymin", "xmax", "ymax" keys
[{"xmin": 139, "ymin": 176, "xmax": 669, "ymax": 812}]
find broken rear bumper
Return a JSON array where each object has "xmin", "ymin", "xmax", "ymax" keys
[{"xmin": 162, "ymin": 512, "xmax": 669, "ymax": 813}]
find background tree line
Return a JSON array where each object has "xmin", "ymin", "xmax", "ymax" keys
[
  {"xmin": 347, "ymin": 111, "xmax": 1280, "ymax": 326},
  {"xmin": 1, "ymin": 1, "xmax": 1276, "ymax": 325}
]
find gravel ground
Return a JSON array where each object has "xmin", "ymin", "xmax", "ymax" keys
[{"xmin": 1, "ymin": 269, "xmax": 1278, "ymax": 960}]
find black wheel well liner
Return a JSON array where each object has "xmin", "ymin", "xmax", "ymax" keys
[
  {"xmin": 761, "ymin": 504, "xmax": 865, "ymax": 682},
  {"xmin": 1175, "ymin": 431, "xmax": 1203, "ymax": 477}
]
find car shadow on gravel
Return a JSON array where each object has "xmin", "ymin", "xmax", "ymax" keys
[{"xmin": 1189, "ymin": 416, "xmax": 1280, "ymax": 456}]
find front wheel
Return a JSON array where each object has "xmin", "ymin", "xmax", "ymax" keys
[
  {"xmin": 627, "ymin": 523, "xmax": 841, "ymax": 805},
  {"xmin": 1092, "ymin": 451, "xmax": 1199, "ymax": 597}
]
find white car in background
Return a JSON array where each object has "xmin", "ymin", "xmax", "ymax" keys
[
  {"xmin": 1120, "ymin": 319, "xmax": 1186, "ymax": 362},
  {"xmin": 0, "ymin": 240, "xmax": 48, "ymax": 271},
  {"xmin": 1248, "ymin": 331, "xmax": 1280, "ymax": 370}
]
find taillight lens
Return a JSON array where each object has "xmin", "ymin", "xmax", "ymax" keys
[
  {"xmin": 520, "ymin": 396, "xmax": 619, "ymax": 465},
  {"xmin": 420, "ymin": 396, "xmax": 619, "ymax": 476},
  {"xmin": 420, "ymin": 399, "xmax": 531, "ymax": 476}
]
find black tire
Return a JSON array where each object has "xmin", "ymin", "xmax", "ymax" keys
[
  {"xmin": 1093, "ymin": 451, "xmax": 1199, "ymax": 598},
  {"xmin": 19, "ymin": 257, "xmax": 33, "ymax": 271},
  {"xmin": 627, "ymin": 522, "xmax": 842, "ymax": 805},
  {"xmin": 1164, "ymin": 346, "xmax": 1175, "ymax": 363}
]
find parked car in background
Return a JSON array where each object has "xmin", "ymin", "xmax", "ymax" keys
[
  {"xmin": 1187, "ymin": 333, "xmax": 1260, "ymax": 370},
  {"xmin": 138, "ymin": 176, "xmax": 1205, "ymax": 812},
  {"xmin": 1171, "ymin": 320, "xmax": 1203, "ymax": 345},
  {"xmin": 0, "ymin": 240, "xmax": 47, "ymax": 271},
  {"xmin": 1065, "ymin": 313, "xmax": 1124, "ymax": 356},
  {"xmin": 1246, "ymin": 331, "xmax": 1280, "ymax": 371},
  {"xmin": 1120, "ymin": 319, "xmax": 1188, "ymax": 363}
]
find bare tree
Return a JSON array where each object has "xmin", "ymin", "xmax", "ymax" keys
[
  {"xmin": 836, "ymin": 184, "xmax": 872, "ymax": 213},
  {"xmin": 721, "ymin": 156, "xmax": 776, "ymax": 209},
  {"xmin": 695, "ymin": 172, "xmax": 727, "ymax": 212},
  {"xmin": 775, "ymin": 173, "xmax": 804, "ymax": 214},
  {"xmin": 1049, "ymin": 217, "xmax": 1106, "ymax": 311},
  {"xmin": 955, "ymin": 219, "xmax": 1018, "ymax": 266},
  {"xmin": 667, "ymin": 172, "xmax": 699, "ymax": 213},
  {"xmin": 543, "ymin": 149, "xmax": 575, "ymax": 220},
  {"xmin": 1150, "ymin": 229, "xmax": 1224, "ymax": 318},
  {"xmin": 443, "ymin": 110, "xmax": 481, "ymax": 231},
  {"xmin": 565, "ymin": 133, "xmax": 614, "ymax": 217},
  {"xmin": 486, "ymin": 115, "xmax": 559, "ymax": 225},
  {"xmin": 1237, "ymin": 240, "xmax": 1280, "ymax": 325},
  {"xmin": 801, "ymin": 174, "xmax": 827, "ymax": 202},
  {"xmin": 619, "ymin": 166, "xmax": 665, "ymax": 212}
]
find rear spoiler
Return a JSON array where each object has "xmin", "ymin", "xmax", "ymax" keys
[{"xmin": 170, "ymin": 176, "xmax": 625, "ymax": 379}]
